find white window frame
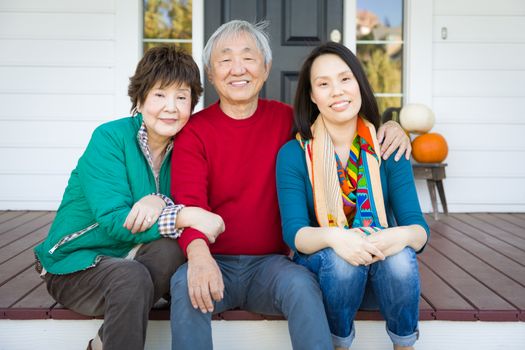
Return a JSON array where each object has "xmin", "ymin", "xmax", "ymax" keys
[{"xmin": 344, "ymin": 0, "xmax": 433, "ymax": 108}]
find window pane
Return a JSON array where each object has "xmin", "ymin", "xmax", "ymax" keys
[
  {"xmin": 357, "ymin": 43, "xmax": 403, "ymax": 95},
  {"xmin": 356, "ymin": 0, "xmax": 403, "ymax": 41},
  {"xmin": 375, "ymin": 97, "xmax": 402, "ymax": 119},
  {"xmin": 144, "ymin": 0, "xmax": 192, "ymax": 39},
  {"xmin": 143, "ymin": 41, "xmax": 192, "ymax": 54}
]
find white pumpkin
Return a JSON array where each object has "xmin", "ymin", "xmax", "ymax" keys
[{"xmin": 399, "ymin": 103, "xmax": 435, "ymax": 134}]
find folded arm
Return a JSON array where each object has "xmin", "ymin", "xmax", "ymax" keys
[{"xmin": 78, "ymin": 127, "xmax": 167, "ymax": 244}]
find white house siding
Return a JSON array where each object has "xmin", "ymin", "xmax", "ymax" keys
[
  {"xmin": 0, "ymin": 0, "xmax": 139, "ymax": 210},
  {"xmin": 430, "ymin": 0, "xmax": 525, "ymax": 212},
  {"xmin": 1, "ymin": 0, "xmax": 524, "ymax": 212}
]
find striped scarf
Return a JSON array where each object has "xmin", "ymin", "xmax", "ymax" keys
[{"xmin": 296, "ymin": 115, "xmax": 388, "ymax": 231}]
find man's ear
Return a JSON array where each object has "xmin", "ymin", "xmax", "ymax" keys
[
  {"xmin": 264, "ymin": 61, "xmax": 272, "ymax": 80},
  {"xmin": 206, "ymin": 67, "xmax": 214, "ymax": 85}
]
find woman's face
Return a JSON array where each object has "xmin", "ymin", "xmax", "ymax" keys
[
  {"xmin": 309, "ymin": 53, "xmax": 362, "ymax": 127},
  {"xmin": 138, "ymin": 82, "xmax": 192, "ymax": 143}
]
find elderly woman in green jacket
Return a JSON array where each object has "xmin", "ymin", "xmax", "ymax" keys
[{"xmin": 34, "ymin": 46, "xmax": 224, "ymax": 350}]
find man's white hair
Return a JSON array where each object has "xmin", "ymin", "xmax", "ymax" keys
[{"xmin": 202, "ymin": 20, "xmax": 272, "ymax": 69}]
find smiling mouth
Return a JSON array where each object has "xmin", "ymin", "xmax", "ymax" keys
[
  {"xmin": 229, "ymin": 80, "xmax": 249, "ymax": 87},
  {"xmin": 160, "ymin": 118, "xmax": 179, "ymax": 123},
  {"xmin": 330, "ymin": 101, "xmax": 350, "ymax": 110}
]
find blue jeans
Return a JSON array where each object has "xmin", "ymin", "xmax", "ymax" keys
[
  {"xmin": 170, "ymin": 254, "xmax": 333, "ymax": 349},
  {"xmin": 294, "ymin": 247, "xmax": 420, "ymax": 348}
]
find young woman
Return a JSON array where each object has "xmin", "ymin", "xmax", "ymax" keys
[
  {"xmin": 34, "ymin": 46, "xmax": 224, "ymax": 350},
  {"xmin": 276, "ymin": 42, "xmax": 430, "ymax": 350}
]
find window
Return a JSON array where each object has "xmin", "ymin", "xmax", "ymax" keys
[
  {"xmin": 356, "ymin": 0, "xmax": 404, "ymax": 115},
  {"xmin": 143, "ymin": 0, "xmax": 193, "ymax": 54}
]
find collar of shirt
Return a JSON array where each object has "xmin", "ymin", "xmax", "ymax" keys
[{"xmin": 136, "ymin": 122, "xmax": 174, "ymax": 171}]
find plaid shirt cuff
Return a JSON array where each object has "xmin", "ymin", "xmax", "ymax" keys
[
  {"xmin": 153, "ymin": 193, "xmax": 174, "ymax": 206},
  {"xmin": 158, "ymin": 204, "xmax": 185, "ymax": 238},
  {"xmin": 152, "ymin": 193, "xmax": 184, "ymax": 239}
]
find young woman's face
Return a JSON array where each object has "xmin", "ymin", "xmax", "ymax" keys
[
  {"xmin": 138, "ymin": 82, "xmax": 192, "ymax": 143},
  {"xmin": 309, "ymin": 53, "xmax": 362, "ymax": 126}
]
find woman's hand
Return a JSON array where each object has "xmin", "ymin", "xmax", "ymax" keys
[
  {"xmin": 176, "ymin": 207, "xmax": 225, "ymax": 243},
  {"xmin": 377, "ymin": 120, "xmax": 411, "ymax": 161},
  {"xmin": 124, "ymin": 194, "xmax": 166, "ymax": 234},
  {"xmin": 367, "ymin": 225, "xmax": 427, "ymax": 257},
  {"xmin": 365, "ymin": 228, "xmax": 409, "ymax": 258},
  {"xmin": 329, "ymin": 228, "xmax": 385, "ymax": 266}
]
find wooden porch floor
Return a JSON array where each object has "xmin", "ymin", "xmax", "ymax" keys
[{"xmin": 0, "ymin": 211, "xmax": 524, "ymax": 322}]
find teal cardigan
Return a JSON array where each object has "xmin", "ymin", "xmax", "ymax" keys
[
  {"xmin": 34, "ymin": 115, "xmax": 172, "ymax": 274},
  {"xmin": 276, "ymin": 140, "xmax": 430, "ymax": 252}
]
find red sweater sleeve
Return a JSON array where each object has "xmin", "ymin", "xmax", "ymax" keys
[{"xmin": 171, "ymin": 123, "xmax": 210, "ymax": 255}]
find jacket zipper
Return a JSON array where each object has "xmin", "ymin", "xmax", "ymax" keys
[{"xmin": 48, "ymin": 222, "xmax": 99, "ymax": 254}]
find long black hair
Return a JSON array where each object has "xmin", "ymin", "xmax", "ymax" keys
[{"xmin": 293, "ymin": 42, "xmax": 380, "ymax": 139}]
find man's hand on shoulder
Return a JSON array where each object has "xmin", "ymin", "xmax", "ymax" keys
[
  {"xmin": 377, "ymin": 120, "xmax": 411, "ymax": 161},
  {"xmin": 186, "ymin": 239, "xmax": 224, "ymax": 313}
]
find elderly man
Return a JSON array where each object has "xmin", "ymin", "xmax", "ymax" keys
[{"xmin": 170, "ymin": 20, "xmax": 410, "ymax": 349}]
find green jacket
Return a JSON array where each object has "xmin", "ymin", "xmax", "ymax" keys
[{"xmin": 34, "ymin": 115, "xmax": 172, "ymax": 274}]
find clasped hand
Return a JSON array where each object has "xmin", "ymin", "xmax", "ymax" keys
[
  {"xmin": 331, "ymin": 229, "xmax": 385, "ymax": 266},
  {"xmin": 124, "ymin": 194, "xmax": 166, "ymax": 234},
  {"xmin": 365, "ymin": 228, "xmax": 408, "ymax": 258},
  {"xmin": 332, "ymin": 227, "xmax": 409, "ymax": 266}
]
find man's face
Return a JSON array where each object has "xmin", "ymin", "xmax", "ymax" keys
[{"xmin": 207, "ymin": 32, "xmax": 270, "ymax": 108}]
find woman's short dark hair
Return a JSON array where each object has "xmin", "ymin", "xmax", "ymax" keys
[
  {"xmin": 293, "ymin": 42, "xmax": 380, "ymax": 139},
  {"xmin": 128, "ymin": 45, "xmax": 203, "ymax": 114}
]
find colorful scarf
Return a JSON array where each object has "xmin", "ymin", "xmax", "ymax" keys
[{"xmin": 296, "ymin": 115, "xmax": 388, "ymax": 231}]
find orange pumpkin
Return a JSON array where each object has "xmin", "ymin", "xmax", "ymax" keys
[{"xmin": 411, "ymin": 133, "xmax": 448, "ymax": 163}]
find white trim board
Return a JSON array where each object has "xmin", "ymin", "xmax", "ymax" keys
[{"xmin": 0, "ymin": 319, "xmax": 523, "ymax": 350}]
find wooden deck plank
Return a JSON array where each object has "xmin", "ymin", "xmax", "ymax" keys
[
  {"xmin": 0, "ymin": 247, "xmax": 38, "ymax": 285},
  {"xmin": 426, "ymin": 217, "xmax": 525, "ymax": 286},
  {"xmin": 427, "ymin": 231, "xmax": 525, "ymax": 310},
  {"xmin": 0, "ymin": 211, "xmax": 47, "ymax": 236},
  {"xmin": 434, "ymin": 215, "xmax": 525, "ymax": 267},
  {"xmin": 6, "ymin": 283, "xmax": 54, "ymax": 319},
  {"xmin": 0, "ymin": 266, "xmax": 43, "ymax": 308},
  {"xmin": 454, "ymin": 214, "xmax": 525, "ymax": 252},
  {"xmin": 0, "ymin": 211, "xmax": 27, "ymax": 225},
  {"xmin": 470, "ymin": 213, "xmax": 525, "ymax": 240},
  {"xmin": 418, "ymin": 259, "xmax": 477, "ymax": 321},
  {"xmin": 491, "ymin": 213, "xmax": 525, "ymax": 235},
  {"xmin": 514, "ymin": 213, "xmax": 525, "ymax": 221},
  {"xmin": 1, "ymin": 212, "xmax": 524, "ymax": 323},
  {"xmin": 0, "ymin": 222, "xmax": 51, "ymax": 265},
  {"xmin": 11, "ymin": 282, "xmax": 53, "ymax": 308},
  {"xmin": 0, "ymin": 212, "xmax": 54, "ymax": 250},
  {"xmin": 419, "ymin": 246, "xmax": 519, "ymax": 321},
  {"xmin": 417, "ymin": 296, "xmax": 435, "ymax": 320}
]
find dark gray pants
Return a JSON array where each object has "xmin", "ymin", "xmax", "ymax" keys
[{"xmin": 45, "ymin": 238, "xmax": 185, "ymax": 350}]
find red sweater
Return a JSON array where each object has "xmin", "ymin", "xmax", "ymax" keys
[{"xmin": 171, "ymin": 99, "xmax": 293, "ymax": 255}]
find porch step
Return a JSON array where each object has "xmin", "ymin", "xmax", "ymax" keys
[{"xmin": 1, "ymin": 319, "xmax": 524, "ymax": 350}]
